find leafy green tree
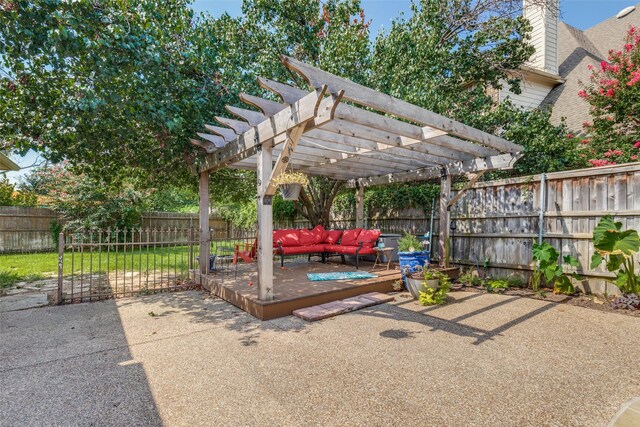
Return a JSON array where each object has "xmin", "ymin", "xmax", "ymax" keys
[
  {"xmin": 25, "ymin": 164, "xmax": 148, "ymax": 230},
  {"xmin": 477, "ymin": 103, "xmax": 586, "ymax": 176},
  {"xmin": 0, "ymin": 0, "xmax": 230, "ymax": 186},
  {"xmin": 0, "ymin": 176, "xmax": 37, "ymax": 207},
  {"xmin": 579, "ymin": 26, "xmax": 640, "ymax": 166},
  {"xmin": 206, "ymin": 0, "xmax": 371, "ymax": 226},
  {"xmin": 370, "ymin": 0, "xmax": 534, "ymax": 122}
]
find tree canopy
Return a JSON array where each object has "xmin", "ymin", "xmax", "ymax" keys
[{"xmin": 1, "ymin": 0, "xmax": 590, "ymax": 227}]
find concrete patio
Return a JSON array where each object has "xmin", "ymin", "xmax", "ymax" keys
[{"xmin": 1, "ymin": 290, "xmax": 639, "ymax": 426}]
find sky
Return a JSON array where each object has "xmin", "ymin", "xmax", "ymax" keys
[{"xmin": 4, "ymin": 0, "xmax": 637, "ymax": 183}]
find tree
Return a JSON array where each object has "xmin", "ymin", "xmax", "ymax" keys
[
  {"xmin": 0, "ymin": 0, "xmax": 230, "ymax": 186},
  {"xmin": 579, "ymin": 25, "xmax": 640, "ymax": 167},
  {"xmin": 24, "ymin": 164, "xmax": 149, "ymax": 230},
  {"xmin": 475, "ymin": 102, "xmax": 586, "ymax": 176},
  {"xmin": 205, "ymin": 0, "xmax": 371, "ymax": 226},
  {"xmin": 0, "ymin": 176, "xmax": 37, "ymax": 207},
  {"xmin": 370, "ymin": 0, "xmax": 535, "ymax": 122}
]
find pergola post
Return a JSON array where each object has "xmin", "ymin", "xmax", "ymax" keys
[
  {"xmin": 257, "ymin": 142, "xmax": 274, "ymax": 301},
  {"xmin": 355, "ymin": 182, "xmax": 364, "ymax": 228},
  {"xmin": 439, "ymin": 169, "xmax": 451, "ymax": 268},
  {"xmin": 199, "ymin": 171, "xmax": 210, "ymax": 275}
]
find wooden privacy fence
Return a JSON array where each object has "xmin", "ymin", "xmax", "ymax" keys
[
  {"xmin": 0, "ymin": 209, "xmax": 229, "ymax": 253},
  {"xmin": 0, "ymin": 207, "xmax": 56, "ymax": 253},
  {"xmin": 447, "ymin": 163, "xmax": 640, "ymax": 294}
]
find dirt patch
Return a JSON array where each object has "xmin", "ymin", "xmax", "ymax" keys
[{"xmin": 451, "ymin": 285, "xmax": 640, "ymax": 318}]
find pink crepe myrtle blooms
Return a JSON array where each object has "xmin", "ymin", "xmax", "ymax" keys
[
  {"xmin": 580, "ymin": 26, "xmax": 639, "ymax": 166},
  {"xmin": 632, "ymin": 155, "xmax": 638, "ymax": 160},
  {"xmin": 567, "ymin": 133, "xmax": 574, "ymax": 139}
]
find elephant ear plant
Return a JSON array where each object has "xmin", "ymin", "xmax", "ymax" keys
[
  {"xmin": 531, "ymin": 241, "xmax": 581, "ymax": 295},
  {"xmin": 590, "ymin": 215, "xmax": 640, "ymax": 295}
]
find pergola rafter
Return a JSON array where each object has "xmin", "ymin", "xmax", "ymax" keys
[{"xmin": 192, "ymin": 56, "xmax": 524, "ymax": 302}]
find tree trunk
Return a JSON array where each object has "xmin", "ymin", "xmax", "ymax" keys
[{"xmin": 295, "ymin": 178, "xmax": 344, "ymax": 227}]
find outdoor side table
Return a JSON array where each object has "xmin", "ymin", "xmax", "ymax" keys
[{"xmin": 373, "ymin": 247, "xmax": 394, "ymax": 270}]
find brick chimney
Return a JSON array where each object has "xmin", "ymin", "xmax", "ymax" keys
[{"xmin": 523, "ymin": 0, "xmax": 559, "ymax": 75}]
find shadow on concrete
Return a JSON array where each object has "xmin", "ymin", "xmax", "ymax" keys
[
  {"xmin": 0, "ymin": 299, "xmax": 163, "ymax": 426},
  {"xmin": 118, "ymin": 290, "xmax": 311, "ymax": 347},
  {"xmin": 360, "ymin": 293, "xmax": 557, "ymax": 345}
]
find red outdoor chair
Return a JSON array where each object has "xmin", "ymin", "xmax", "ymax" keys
[{"xmin": 233, "ymin": 238, "xmax": 257, "ymax": 264}]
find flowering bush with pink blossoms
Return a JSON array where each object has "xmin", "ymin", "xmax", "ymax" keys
[{"xmin": 579, "ymin": 26, "xmax": 640, "ymax": 166}]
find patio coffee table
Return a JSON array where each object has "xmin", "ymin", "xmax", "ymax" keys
[{"xmin": 373, "ymin": 247, "xmax": 394, "ymax": 270}]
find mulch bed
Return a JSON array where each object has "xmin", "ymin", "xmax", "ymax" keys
[{"xmin": 450, "ymin": 284, "xmax": 640, "ymax": 318}]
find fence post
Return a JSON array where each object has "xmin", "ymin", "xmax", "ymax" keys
[
  {"xmin": 538, "ymin": 173, "xmax": 547, "ymax": 244},
  {"xmin": 188, "ymin": 227, "xmax": 194, "ymax": 271},
  {"xmin": 57, "ymin": 232, "xmax": 64, "ymax": 305}
]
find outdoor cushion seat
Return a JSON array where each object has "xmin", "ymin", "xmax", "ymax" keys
[
  {"xmin": 276, "ymin": 245, "xmax": 326, "ymax": 255},
  {"xmin": 274, "ymin": 227, "xmax": 380, "ymax": 269},
  {"xmin": 323, "ymin": 229, "xmax": 343, "ymax": 244},
  {"xmin": 324, "ymin": 244, "xmax": 376, "ymax": 255},
  {"xmin": 273, "ymin": 229, "xmax": 300, "ymax": 247}
]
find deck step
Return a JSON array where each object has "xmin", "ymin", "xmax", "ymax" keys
[{"xmin": 293, "ymin": 292, "xmax": 395, "ymax": 321}]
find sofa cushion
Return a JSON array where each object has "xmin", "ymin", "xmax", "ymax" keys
[
  {"xmin": 273, "ymin": 229, "xmax": 300, "ymax": 247},
  {"xmin": 278, "ymin": 245, "xmax": 325, "ymax": 255},
  {"xmin": 324, "ymin": 244, "xmax": 376, "ymax": 255},
  {"xmin": 299, "ymin": 228, "xmax": 318, "ymax": 246},
  {"xmin": 323, "ymin": 230, "xmax": 343, "ymax": 244},
  {"xmin": 357, "ymin": 229, "xmax": 381, "ymax": 248},
  {"xmin": 341, "ymin": 228, "xmax": 363, "ymax": 246},
  {"xmin": 310, "ymin": 225, "xmax": 327, "ymax": 244}
]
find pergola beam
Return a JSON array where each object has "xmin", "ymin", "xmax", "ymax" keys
[
  {"xmin": 200, "ymin": 87, "xmax": 336, "ymax": 173},
  {"xmin": 282, "ymin": 55, "xmax": 522, "ymax": 153},
  {"xmin": 258, "ymin": 78, "xmax": 501, "ymax": 163},
  {"xmin": 190, "ymin": 138, "xmax": 217, "ymax": 154},
  {"xmin": 264, "ymin": 123, "xmax": 306, "ymax": 196},
  {"xmin": 351, "ymin": 153, "xmax": 522, "ymax": 187}
]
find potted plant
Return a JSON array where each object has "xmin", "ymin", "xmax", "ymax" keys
[
  {"xmin": 273, "ymin": 171, "xmax": 309, "ymax": 201},
  {"xmin": 397, "ymin": 233, "xmax": 430, "ymax": 285},
  {"xmin": 402, "ymin": 265, "xmax": 440, "ymax": 299}
]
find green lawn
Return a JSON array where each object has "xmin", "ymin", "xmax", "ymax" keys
[{"xmin": 0, "ymin": 246, "xmax": 198, "ymax": 288}]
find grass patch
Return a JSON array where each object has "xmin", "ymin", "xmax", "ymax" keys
[{"xmin": 0, "ymin": 240, "xmax": 248, "ymax": 288}]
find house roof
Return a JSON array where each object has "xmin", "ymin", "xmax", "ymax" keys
[
  {"xmin": 541, "ymin": 3, "xmax": 639, "ymax": 132},
  {"xmin": 0, "ymin": 152, "xmax": 19, "ymax": 171},
  {"xmin": 193, "ymin": 57, "xmax": 523, "ymax": 187}
]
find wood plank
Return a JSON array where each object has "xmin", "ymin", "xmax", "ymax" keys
[
  {"xmin": 439, "ymin": 172, "xmax": 451, "ymax": 267},
  {"xmin": 257, "ymin": 142, "xmax": 274, "ymax": 301},
  {"xmin": 258, "ymin": 77, "xmax": 501, "ymax": 159},
  {"xmin": 353, "ymin": 153, "xmax": 521, "ymax": 187},
  {"xmin": 200, "ymin": 89, "xmax": 333, "ymax": 172},
  {"xmin": 281, "ymin": 55, "xmax": 523, "ymax": 153},
  {"xmin": 355, "ymin": 184, "xmax": 364, "ymax": 228},
  {"xmin": 204, "ymin": 124, "xmax": 237, "ymax": 142},
  {"xmin": 198, "ymin": 172, "xmax": 210, "ymax": 275},
  {"xmin": 215, "ymin": 116, "xmax": 251, "ymax": 134},
  {"xmin": 196, "ymin": 133, "xmax": 226, "ymax": 148},
  {"xmin": 189, "ymin": 138, "xmax": 217, "ymax": 154}
]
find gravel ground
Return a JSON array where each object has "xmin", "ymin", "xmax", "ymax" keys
[{"xmin": 1, "ymin": 290, "xmax": 639, "ymax": 427}]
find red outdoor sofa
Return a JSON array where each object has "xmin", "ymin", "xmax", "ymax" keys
[{"xmin": 273, "ymin": 225, "xmax": 381, "ymax": 269}]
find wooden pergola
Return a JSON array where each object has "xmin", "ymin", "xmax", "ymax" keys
[{"xmin": 193, "ymin": 56, "xmax": 524, "ymax": 301}]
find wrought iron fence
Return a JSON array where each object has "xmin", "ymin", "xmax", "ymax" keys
[
  {"xmin": 57, "ymin": 221, "xmax": 425, "ymax": 303},
  {"xmin": 58, "ymin": 227, "xmax": 199, "ymax": 303}
]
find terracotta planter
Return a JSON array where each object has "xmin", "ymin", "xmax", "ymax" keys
[
  {"xmin": 406, "ymin": 277, "xmax": 440, "ymax": 299},
  {"xmin": 279, "ymin": 183, "xmax": 302, "ymax": 200}
]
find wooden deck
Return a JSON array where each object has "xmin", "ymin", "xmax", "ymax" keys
[{"xmin": 192, "ymin": 259, "xmax": 400, "ymax": 320}]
